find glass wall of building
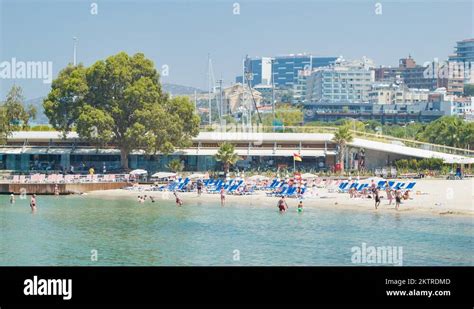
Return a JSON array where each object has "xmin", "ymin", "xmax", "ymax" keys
[{"xmin": 70, "ymin": 154, "xmax": 121, "ymax": 173}]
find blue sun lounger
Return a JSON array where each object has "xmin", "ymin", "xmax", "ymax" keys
[
  {"xmin": 267, "ymin": 186, "xmax": 288, "ymax": 197},
  {"xmin": 265, "ymin": 179, "xmax": 279, "ymax": 190},
  {"xmin": 403, "ymin": 182, "xmax": 416, "ymax": 190}
]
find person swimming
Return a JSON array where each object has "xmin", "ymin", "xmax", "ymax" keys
[
  {"xmin": 174, "ymin": 191, "xmax": 183, "ymax": 206},
  {"xmin": 277, "ymin": 196, "xmax": 288, "ymax": 213},
  {"xmin": 149, "ymin": 196, "xmax": 155, "ymax": 203},
  {"xmin": 30, "ymin": 194, "xmax": 37, "ymax": 212}
]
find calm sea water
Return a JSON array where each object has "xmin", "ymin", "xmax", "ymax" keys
[{"xmin": 0, "ymin": 194, "xmax": 473, "ymax": 266}]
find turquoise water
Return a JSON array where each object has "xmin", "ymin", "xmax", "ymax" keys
[{"xmin": 0, "ymin": 194, "xmax": 473, "ymax": 266}]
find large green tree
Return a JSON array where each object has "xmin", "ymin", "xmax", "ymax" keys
[
  {"xmin": 1, "ymin": 85, "xmax": 37, "ymax": 130},
  {"xmin": 419, "ymin": 116, "xmax": 474, "ymax": 149},
  {"xmin": 43, "ymin": 52, "xmax": 200, "ymax": 170},
  {"xmin": 0, "ymin": 86, "xmax": 37, "ymax": 143}
]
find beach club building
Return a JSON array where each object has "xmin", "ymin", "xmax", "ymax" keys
[{"xmin": 0, "ymin": 131, "xmax": 472, "ymax": 174}]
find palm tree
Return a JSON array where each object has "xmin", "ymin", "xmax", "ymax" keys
[
  {"xmin": 167, "ymin": 158, "xmax": 184, "ymax": 172},
  {"xmin": 215, "ymin": 142, "xmax": 240, "ymax": 176},
  {"xmin": 332, "ymin": 126, "xmax": 353, "ymax": 172}
]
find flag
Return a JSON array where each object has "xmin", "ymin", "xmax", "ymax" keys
[{"xmin": 293, "ymin": 153, "xmax": 302, "ymax": 162}]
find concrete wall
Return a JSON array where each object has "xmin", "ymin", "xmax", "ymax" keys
[{"xmin": 2, "ymin": 182, "xmax": 128, "ymax": 195}]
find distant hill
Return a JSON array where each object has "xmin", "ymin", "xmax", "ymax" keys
[{"xmin": 162, "ymin": 83, "xmax": 205, "ymax": 96}]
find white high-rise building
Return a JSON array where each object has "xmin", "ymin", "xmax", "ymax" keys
[{"xmin": 305, "ymin": 58, "xmax": 375, "ymax": 103}]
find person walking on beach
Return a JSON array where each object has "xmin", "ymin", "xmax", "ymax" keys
[
  {"xmin": 370, "ymin": 180, "xmax": 377, "ymax": 193},
  {"xmin": 30, "ymin": 194, "xmax": 37, "ymax": 212},
  {"xmin": 395, "ymin": 190, "xmax": 401, "ymax": 210},
  {"xmin": 10, "ymin": 193, "xmax": 15, "ymax": 204},
  {"xmin": 277, "ymin": 196, "xmax": 288, "ymax": 213},
  {"xmin": 174, "ymin": 191, "xmax": 183, "ymax": 206},
  {"xmin": 374, "ymin": 188, "xmax": 381, "ymax": 209},
  {"xmin": 386, "ymin": 188, "xmax": 393, "ymax": 205},
  {"xmin": 220, "ymin": 187, "xmax": 226, "ymax": 206}
]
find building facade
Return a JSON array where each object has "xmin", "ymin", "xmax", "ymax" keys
[
  {"xmin": 305, "ymin": 58, "xmax": 375, "ymax": 103},
  {"xmin": 303, "ymin": 101, "xmax": 445, "ymax": 124},
  {"xmin": 368, "ymin": 84, "xmax": 430, "ymax": 104}
]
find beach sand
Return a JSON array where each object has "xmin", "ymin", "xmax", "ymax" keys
[{"xmin": 86, "ymin": 178, "xmax": 474, "ymax": 217}]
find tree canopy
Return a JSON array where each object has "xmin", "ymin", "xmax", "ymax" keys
[
  {"xmin": 0, "ymin": 85, "xmax": 37, "ymax": 142},
  {"xmin": 419, "ymin": 116, "xmax": 474, "ymax": 149},
  {"xmin": 215, "ymin": 142, "xmax": 240, "ymax": 174},
  {"xmin": 43, "ymin": 52, "xmax": 200, "ymax": 169}
]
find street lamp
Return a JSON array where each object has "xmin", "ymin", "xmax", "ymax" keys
[{"xmin": 72, "ymin": 37, "xmax": 78, "ymax": 66}]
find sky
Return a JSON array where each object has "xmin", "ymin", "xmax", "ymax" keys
[{"xmin": 0, "ymin": 0, "xmax": 473, "ymax": 100}]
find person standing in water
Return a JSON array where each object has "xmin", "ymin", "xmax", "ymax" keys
[
  {"xmin": 197, "ymin": 180, "xmax": 203, "ymax": 196},
  {"xmin": 30, "ymin": 194, "xmax": 37, "ymax": 212},
  {"xmin": 277, "ymin": 196, "xmax": 288, "ymax": 213},
  {"xmin": 54, "ymin": 184, "xmax": 59, "ymax": 196},
  {"xmin": 220, "ymin": 187, "xmax": 226, "ymax": 206},
  {"xmin": 374, "ymin": 188, "xmax": 381, "ymax": 209},
  {"xmin": 174, "ymin": 191, "xmax": 183, "ymax": 206},
  {"xmin": 297, "ymin": 200, "xmax": 303, "ymax": 213},
  {"xmin": 395, "ymin": 190, "xmax": 402, "ymax": 210},
  {"xmin": 9, "ymin": 194, "xmax": 15, "ymax": 204}
]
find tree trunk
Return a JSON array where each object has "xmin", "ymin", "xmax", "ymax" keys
[
  {"xmin": 120, "ymin": 148, "xmax": 129, "ymax": 171},
  {"xmin": 224, "ymin": 163, "xmax": 229, "ymax": 177},
  {"xmin": 339, "ymin": 145, "xmax": 345, "ymax": 172}
]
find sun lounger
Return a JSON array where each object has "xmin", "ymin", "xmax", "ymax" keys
[
  {"xmin": 403, "ymin": 182, "xmax": 416, "ymax": 190},
  {"xmin": 266, "ymin": 186, "xmax": 288, "ymax": 197}
]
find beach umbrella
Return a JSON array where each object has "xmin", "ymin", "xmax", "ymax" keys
[
  {"xmin": 151, "ymin": 172, "xmax": 176, "ymax": 178},
  {"xmin": 301, "ymin": 173, "xmax": 317, "ymax": 179},
  {"xmin": 130, "ymin": 169, "xmax": 148, "ymax": 175},
  {"xmin": 248, "ymin": 175, "xmax": 269, "ymax": 181},
  {"xmin": 188, "ymin": 173, "xmax": 206, "ymax": 179}
]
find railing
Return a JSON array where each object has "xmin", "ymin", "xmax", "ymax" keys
[{"xmin": 200, "ymin": 125, "xmax": 474, "ymax": 157}]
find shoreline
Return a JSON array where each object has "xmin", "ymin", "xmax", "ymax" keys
[{"xmin": 85, "ymin": 178, "xmax": 474, "ymax": 218}]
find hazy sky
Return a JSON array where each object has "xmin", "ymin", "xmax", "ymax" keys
[{"xmin": 0, "ymin": 0, "xmax": 473, "ymax": 99}]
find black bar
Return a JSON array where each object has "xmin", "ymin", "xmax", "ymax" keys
[{"xmin": 0, "ymin": 267, "xmax": 472, "ymax": 306}]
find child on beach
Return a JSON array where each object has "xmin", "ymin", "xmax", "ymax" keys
[
  {"xmin": 174, "ymin": 191, "xmax": 183, "ymax": 206},
  {"xmin": 277, "ymin": 196, "xmax": 288, "ymax": 213},
  {"xmin": 30, "ymin": 194, "xmax": 37, "ymax": 211},
  {"xmin": 403, "ymin": 190, "xmax": 411, "ymax": 200}
]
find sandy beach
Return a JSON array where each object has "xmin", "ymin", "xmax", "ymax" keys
[{"xmin": 86, "ymin": 178, "xmax": 474, "ymax": 217}]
